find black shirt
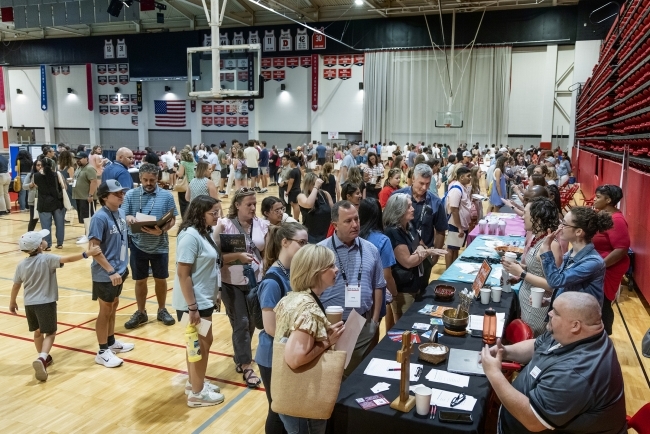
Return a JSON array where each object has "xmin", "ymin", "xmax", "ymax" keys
[
  {"xmin": 385, "ymin": 225, "xmax": 421, "ymax": 293},
  {"xmin": 500, "ymin": 330, "xmax": 627, "ymax": 434},
  {"xmin": 288, "ymin": 167, "xmax": 301, "ymax": 193},
  {"xmin": 322, "ymin": 174, "xmax": 337, "ymax": 201},
  {"xmin": 34, "ymin": 172, "xmax": 64, "ymax": 212},
  {"xmin": 144, "ymin": 152, "xmax": 160, "ymax": 166},
  {"xmin": 300, "ymin": 191, "xmax": 331, "ymax": 244}
]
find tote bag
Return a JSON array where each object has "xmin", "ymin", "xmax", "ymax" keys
[
  {"xmin": 271, "ymin": 341, "xmax": 346, "ymax": 420},
  {"xmin": 174, "ymin": 176, "xmax": 188, "ymax": 192}
]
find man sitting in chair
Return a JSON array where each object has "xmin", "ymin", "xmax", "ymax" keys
[{"xmin": 481, "ymin": 292, "xmax": 626, "ymax": 434}]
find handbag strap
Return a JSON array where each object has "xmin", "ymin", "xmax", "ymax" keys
[{"xmin": 309, "ymin": 290, "xmax": 326, "ymax": 315}]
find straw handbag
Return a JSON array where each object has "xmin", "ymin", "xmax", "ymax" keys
[
  {"xmin": 174, "ymin": 176, "xmax": 188, "ymax": 192},
  {"xmin": 271, "ymin": 341, "xmax": 346, "ymax": 420}
]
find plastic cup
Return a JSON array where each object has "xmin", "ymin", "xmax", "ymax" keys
[
  {"xmin": 480, "ymin": 288, "xmax": 492, "ymax": 305},
  {"xmin": 325, "ymin": 306, "xmax": 344, "ymax": 324},
  {"xmin": 478, "ymin": 219, "xmax": 488, "ymax": 234},
  {"xmin": 413, "ymin": 385, "xmax": 432, "ymax": 416},
  {"xmin": 491, "ymin": 286, "xmax": 502, "ymax": 303},
  {"xmin": 530, "ymin": 288, "xmax": 545, "ymax": 308},
  {"xmin": 503, "ymin": 252, "xmax": 517, "ymax": 263}
]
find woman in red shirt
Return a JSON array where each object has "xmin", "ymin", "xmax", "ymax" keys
[
  {"xmin": 378, "ymin": 168, "xmax": 401, "ymax": 208},
  {"xmin": 592, "ymin": 185, "xmax": 630, "ymax": 335}
]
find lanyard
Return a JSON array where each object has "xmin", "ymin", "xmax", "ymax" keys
[
  {"xmin": 236, "ymin": 218, "xmax": 254, "ymax": 251},
  {"xmin": 104, "ymin": 207, "xmax": 124, "ymax": 239},
  {"xmin": 331, "ymin": 236, "xmax": 362, "ymax": 286},
  {"xmin": 139, "ymin": 186, "xmax": 157, "ymax": 215},
  {"xmin": 276, "ymin": 260, "xmax": 290, "ymax": 279}
]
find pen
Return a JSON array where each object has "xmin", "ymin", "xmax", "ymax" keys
[
  {"xmin": 387, "ymin": 368, "xmax": 401, "ymax": 371},
  {"xmin": 429, "ymin": 405, "xmax": 434, "ymax": 420},
  {"xmin": 433, "ymin": 405, "xmax": 437, "ymax": 420}
]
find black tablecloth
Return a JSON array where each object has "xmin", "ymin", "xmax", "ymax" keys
[{"xmin": 330, "ymin": 280, "xmax": 516, "ymax": 434}]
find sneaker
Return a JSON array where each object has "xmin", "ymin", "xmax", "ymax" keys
[
  {"xmin": 269, "ymin": 183, "xmax": 277, "ymax": 187},
  {"xmin": 157, "ymin": 308, "xmax": 176, "ymax": 326},
  {"xmin": 254, "ymin": 187, "xmax": 261, "ymax": 192},
  {"xmin": 124, "ymin": 310, "xmax": 148, "ymax": 329},
  {"xmin": 109, "ymin": 340, "xmax": 135, "ymax": 353},
  {"xmin": 45, "ymin": 355, "xmax": 53, "ymax": 367},
  {"xmin": 32, "ymin": 357, "xmax": 48, "ymax": 381},
  {"xmin": 219, "ymin": 190, "xmax": 226, "ymax": 194},
  {"xmin": 187, "ymin": 384, "xmax": 225, "ymax": 407},
  {"xmin": 260, "ymin": 188, "xmax": 268, "ymax": 193},
  {"xmin": 76, "ymin": 235, "xmax": 89, "ymax": 244},
  {"xmin": 95, "ymin": 349, "xmax": 123, "ymax": 368},
  {"xmin": 185, "ymin": 380, "xmax": 221, "ymax": 395}
]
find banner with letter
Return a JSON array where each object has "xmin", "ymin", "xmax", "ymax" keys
[{"xmin": 40, "ymin": 64, "xmax": 47, "ymax": 111}]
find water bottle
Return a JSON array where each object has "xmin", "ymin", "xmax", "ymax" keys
[
  {"xmin": 185, "ymin": 324, "xmax": 202, "ymax": 362},
  {"xmin": 482, "ymin": 308, "xmax": 497, "ymax": 345}
]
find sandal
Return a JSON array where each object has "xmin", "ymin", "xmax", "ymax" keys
[
  {"xmin": 242, "ymin": 368, "xmax": 261, "ymax": 389},
  {"xmin": 235, "ymin": 363, "xmax": 243, "ymax": 374},
  {"xmin": 55, "ymin": 245, "xmax": 63, "ymax": 249}
]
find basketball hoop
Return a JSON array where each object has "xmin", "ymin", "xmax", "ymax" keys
[{"xmin": 444, "ymin": 123, "xmax": 452, "ymax": 128}]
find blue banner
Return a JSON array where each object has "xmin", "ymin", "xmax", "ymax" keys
[{"xmin": 40, "ymin": 64, "xmax": 47, "ymax": 111}]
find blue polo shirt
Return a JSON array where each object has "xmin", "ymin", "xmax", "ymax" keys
[
  {"xmin": 121, "ymin": 185, "xmax": 178, "ymax": 254},
  {"xmin": 102, "ymin": 161, "xmax": 133, "ymax": 189},
  {"xmin": 89, "ymin": 207, "xmax": 128, "ymax": 282},
  {"xmin": 259, "ymin": 148, "xmax": 269, "ymax": 168},
  {"xmin": 393, "ymin": 187, "xmax": 448, "ymax": 247},
  {"xmin": 316, "ymin": 144, "xmax": 326, "ymax": 158}
]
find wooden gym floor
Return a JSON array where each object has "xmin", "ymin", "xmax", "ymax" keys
[{"xmin": 0, "ymin": 185, "xmax": 648, "ymax": 433}]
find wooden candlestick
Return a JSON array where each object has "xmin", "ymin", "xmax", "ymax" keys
[{"xmin": 390, "ymin": 330, "xmax": 416, "ymax": 412}]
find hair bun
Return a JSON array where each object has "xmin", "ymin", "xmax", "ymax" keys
[{"xmin": 595, "ymin": 212, "xmax": 614, "ymax": 233}]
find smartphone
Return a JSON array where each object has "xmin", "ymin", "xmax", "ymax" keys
[
  {"xmin": 438, "ymin": 410, "xmax": 473, "ymax": 424},
  {"xmin": 470, "ymin": 329, "xmax": 483, "ymax": 338}
]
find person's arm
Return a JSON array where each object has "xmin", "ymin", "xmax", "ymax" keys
[
  {"xmin": 284, "ymin": 325, "xmax": 344, "ymax": 370},
  {"xmin": 393, "ymin": 244, "xmax": 425, "ymax": 268},
  {"xmin": 88, "ymin": 178, "xmax": 98, "ymax": 202},
  {"xmin": 297, "ymin": 180, "xmax": 323, "ymax": 208},
  {"xmin": 372, "ymin": 287, "xmax": 383, "ymax": 323},
  {"xmin": 339, "ymin": 165, "xmax": 348, "ymax": 184},
  {"xmin": 384, "ymin": 268, "xmax": 398, "ymax": 297},
  {"xmin": 177, "ymin": 262, "xmax": 201, "ymax": 326},
  {"xmin": 286, "ymin": 175, "xmax": 295, "ymax": 193},
  {"xmin": 262, "ymin": 308, "xmax": 277, "ymax": 337},
  {"xmin": 60, "ymin": 245, "xmax": 102, "ymax": 264},
  {"xmin": 89, "ymin": 238, "xmax": 122, "ymax": 286},
  {"xmin": 335, "ymin": 181, "xmax": 341, "ymax": 202},
  {"xmin": 185, "ymin": 188, "xmax": 191, "ymax": 202},
  {"xmin": 540, "ymin": 252, "xmax": 603, "ymax": 289},
  {"xmin": 9, "ymin": 282, "xmax": 21, "ymax": 313},
  {"xmin": 603, "ymin": 248, "xmax": 627, "ymax": 268},
  {"xmin": 207, "ymin": 180, "xmax": 219, "ymax": 200},
  {"xmin": 494, "ymin": 169, "xmax": 503, "ymax": 196},
  {"xmin": 502, "ymin": 260, "xmax": 551, "ymax": 291}
]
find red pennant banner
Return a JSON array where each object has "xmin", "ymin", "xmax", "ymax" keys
[
  {"xmin": 272, "ymin": 70, "xmax": 285, "ymax": 82},
  {"xmin": 338, "ymin": 68, "xmax": 352, "ymax": 80},
  {"xmin": 0, "ymin": 67, "xmax": 6, "ymax": 111},
  {"xmin": 312, "ymin": 54, "xmax": 318, "ymax": 111},
  {"xmin": 202, "ymin": 116, "xmax": 213, "ymax": 127},
  {"xmin": 338, "ymin": 55, "xmax": 352, "ymax": 67},
  {"xmin": 214, "ymin": 116, "xmax": 225, "ymax": 127},
  {"xmin": 323, "ymin": 69, "xmax": 336, "ymax": 80},
  {"xmin": 261, "ymin": 58, "xmax": 272, "ymax": 69},
  {"xmin": 226, "ymin": 116, "xmax": 238, "ymax": 127},
  {"xmin": 86, "ymin": 64, "xmax": 93, "ymax": 111},
  {"xmin": 300, "ymin": 56, "xmax": 312, "ymax": 68},
  {"xmin": 238, "ymin": 116, "xmax": 249, "ymax": 127},
  {"xmin": 261, "ymin": 71, "xmax": 272, "ymax": 82},
  {"xmin": 354, "ymin": 54, "xmax": 365, "ymax": 66},
  {"xmin": 272, "ymin": 58, "xmax": 285, "ymax": 69},
  {"xmin": 323, "ymin": 55, "xmax": 337, "ymax": 67},
  {"xmin": 286, "ymin": 57, "xmax": 299, "ymax": 68}
]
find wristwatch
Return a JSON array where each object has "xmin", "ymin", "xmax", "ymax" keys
[{"xmin": 520, "ymin": 270, "xmax": 527, "ymax": 280}]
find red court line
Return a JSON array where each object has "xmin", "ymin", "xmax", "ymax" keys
[{"xmin": 0, "ymin": 331, "xmax": 261, "ymax": 390}]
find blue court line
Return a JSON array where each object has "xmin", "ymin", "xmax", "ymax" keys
[
  {"xmin": 192, "ymin": 388, "xmax": 252, "ymax": 434},
  {"xmin": 0, "ymin": 276, "xmax": 172, "ymax": 307}
]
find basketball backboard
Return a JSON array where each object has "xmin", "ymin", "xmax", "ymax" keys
[{"xmin": 435, "ymin": 111, "xmax": 464, "ymax": 128}]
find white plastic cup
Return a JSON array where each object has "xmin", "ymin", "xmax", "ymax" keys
[
  {"xmin": 480, "ymin": 288, "xmax": 492, "ymax": 305},
  {"xmin": 478, "ymin": 219, "xmax": 488, "ymax": 234},
  {"xmin": 491, "ymin": 286, "xmax": 502, "ymax": 303},
  {"xmin": 530, "ymin": 288, "xmax": 545, "ymax": 308},
  {"xmin": 488, "ymin": 220, "xmax": 498, "ymax": 235},
  {"xmin": 497, "ymin": 220, "xmax": 507, "ymax": 236},
  {"xmin": 325, "ymin": 306, "xmax": 344, "ymax": 324},
  {"xmin": 503, "ymin": 252, "xmax": 517, "ymax": 263},
  {"xmin": 414, "ymin": 385, "xmax": 433, "ymax": 416}
]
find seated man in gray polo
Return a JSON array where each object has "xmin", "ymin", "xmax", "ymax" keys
[
  {"xmin": 121, "ymin": 163, "xmax": 179, "ymax": 329},
  {"xmin": 481, "ymin": 292, "xmax": 626, "ymax": 434},
  {"xmin": 318, "ymin": 200, "xmax": 386, "ymax": 377}
]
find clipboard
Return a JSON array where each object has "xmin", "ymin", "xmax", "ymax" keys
[
  {"xmin": 129, "ymin": 208, "xmax": 175, "ymax": 234},
  {"xmin": 471, "ymin": 260, "xmax": 492, "ymax": 297}
]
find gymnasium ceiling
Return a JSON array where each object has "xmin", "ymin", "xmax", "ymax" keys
[{"xmin": 0, "ymin": 0, "xmax": 580, "ymax": 40}]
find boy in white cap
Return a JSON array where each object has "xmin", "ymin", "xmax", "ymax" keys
[{"xmin": 9, "ymin": 229, "xmax": 101, "ymax": 381}]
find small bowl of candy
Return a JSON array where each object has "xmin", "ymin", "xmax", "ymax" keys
[
  {"xmin": 434, "ymin": 285, "xmax": 456, "ymax": 302},
  {"xmin": 494, "ymin": 246, "xmax": 524, "ymax": 259}
]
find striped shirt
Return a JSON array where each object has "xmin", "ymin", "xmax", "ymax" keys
[
  {"xmin": 318, "ymin": 233, "xmax": 386, "ymax": 321},
  {"xmin": 121, "ymin": 185, "xmax": 178, "ymax": 254}
]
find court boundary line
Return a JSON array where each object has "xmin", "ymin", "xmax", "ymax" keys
[{"xmin": 192, "ymin": 388, "xmax": 252, "ymax": 434}]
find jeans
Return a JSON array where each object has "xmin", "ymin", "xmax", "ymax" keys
[
  {"xmin": 278, "ymin": 415, "xmax": 327, "ymax": 434},
  {"xmin": 28, "ymin": 205, "xmax": 38, "ymax": 231},
  {"xmin": 221, "ymin": 282, "xmax": 255, "ymax": 365},
  {"xmin": 39, "ymin": 208, "xmax": 66, "ymax": 247},
  {"xmin": 18, "ymin": 173, "xmax": 29, "ymax": 210},
  {"xmin": 259, "ymin": 365, "xmax": 287, "ymax": 434},
  {"xmin": 178, "ymin": 191, "xmax": 189, "ymax": 219}
]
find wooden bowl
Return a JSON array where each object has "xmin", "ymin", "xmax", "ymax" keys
[
  {"xmin": 434, "ymin": 285, "xmax": 456, "ymax": 302},
  {"xmin": 495, "ymin": 246, "xmax": 524, "ymax": 259},
  {"xmin": 418, "ymin": 343, "xmax": 449, "ymax": 365},
  {"xmin": 442, "ymin": 308, "xmax": 469, "ymax": 332}
]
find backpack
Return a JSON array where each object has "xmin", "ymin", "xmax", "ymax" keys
[
  {"xmin": 239, "ymin": 159, "xmax": 248, "ymax": 174},
  {"xmin": 248, "ymin": 270, "xmax": 289, "ymax": 330},
  {"xmin": 442, "ymin": 184, "xmax": 464, "ymax": 219}
]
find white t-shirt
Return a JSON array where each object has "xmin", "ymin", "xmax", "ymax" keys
[
  {"xmin": 243, "ymin": 147, "xmax": 259, "ymax": 169},
  {"xmin": 446, "ymin": 181, "xmax": 472, "ymax": 230},
  {"xmin": 160, "ymin": 152, "xmax": 175, "ymax": 169},
  {"xmin": 197, "ymin": 149, "xmax": 207, "ymax": 160},
  {"xmin": 207, "ymin": 152, "xmax": 220, "ymax": 171}
]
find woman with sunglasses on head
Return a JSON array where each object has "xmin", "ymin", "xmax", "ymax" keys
[
  {"xmin": 274, "ymin": 245, "xmax": 345, "ymax": 434},
  {"xmin": 592, "ymin": 185, "xmax": 630, "ymax": 335},
  {"xmin": 261, "ymin": 196, "xmax": 297, "ymax": 226},
  {"xmin": 172, "ymin": 195, "xmax": 225, "ymax": 407},
  {"xmin": 215, "ymin": 188, "xmax": 269, "ymax": 389},
  {"xmin": 256, "ymin": 222, "xmax": 308, "ymax": 434},
  {"xmin": 298, "ymin": 173, "xmax": 333, "ymax": 244},
  {"xmin": 364, "ymin": 153, "xmax": 384, "ymax": 200},
  {"xmin": 536, "ymin": 206, "xmax": 613, "ymax": 314}
]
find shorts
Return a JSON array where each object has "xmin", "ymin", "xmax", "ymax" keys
[
  {"xmin": 129, "ymin": 243, "xmax": 169, "ymax": 280},
  {"xmin": 317, "ymin": 158, "xmax": 326, "ymax": 166},
  {"xmin": 25, "ymin": 302, "xmax": 57, "ymax": 334},
  {"xmin": 221, "ymin": 168, "xmax": 229, "ymax": 179},
  {"xmin": 248, "ymin": 168, "xmax": 259, "ymax": 178},
  {"xmin": 76, "ymin": 199, "xmax": 95, "ymax": 223},
  {"xmin": 176, "ymin": 306, "xmax": 215, "ymax": 322},
  {"xmin": 445, "ymin": 224, "xmax": 467, "ymax": 251},
  {"xmin": 288, "ymin": 189, "xmax": 300, "ymax": 204},
  {"xmin": 167, "ymin": 169, "xmax": 175, "ymax": 174},
  {"xmin": 235, "ymin": 170, "xmax": 246, "ymax": 181},
  {"xmin": 92, "ymin": 269, "xmax": 130, "ymax": 302},
  {"xmin": 259, "ymin": 166, "xmax": 268, "ymax": 175}
]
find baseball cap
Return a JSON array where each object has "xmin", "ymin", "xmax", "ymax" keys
[
  {"xmin": 545, "ymin": 157, "xmax": 557, "ymax": 164},
  {"xmin": 19, "ymin": 229, "xmax": 49, "ymax": 252},
  {"xmin": 76, "ymin": 151, "xmax": 89, "ymax": 159},
  {"xmin": 462, "ymin": 151, "xmax": 472, "ymax": 157},
  {"xmin": 97, "ymin": 179, "xmax": 129, "ymax": 197},
  {"xmin": 499, "ymin": 147, "xmax": 508, "ymax": 152},
  {"xmin": 219, "ymin": 140, "xmax": 226, "ymax": 145}
]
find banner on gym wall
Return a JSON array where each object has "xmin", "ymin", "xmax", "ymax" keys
[{"xmin": 40, "ymin": 64, "xmax": 47, "ymax": 111}]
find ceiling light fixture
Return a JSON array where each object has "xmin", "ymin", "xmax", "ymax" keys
[{"xmin": 355, "ymin": 0, "xmax": 363, "ymax": 5}]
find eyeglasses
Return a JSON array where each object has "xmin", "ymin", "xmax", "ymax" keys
[
  {"xmin": 560, "ymin": 220, "xmax": 578, "ymax": 229},
  {"xmin": 288, "ymin": 238, "xmax": 309, "ymax": 247},
  {"xmin": 450, "ymin": 393, "xmax": 466, "ymax": 408},
  {"xmin": 207, "ymin": 210, "xmax": 221, "ymax": 217}
]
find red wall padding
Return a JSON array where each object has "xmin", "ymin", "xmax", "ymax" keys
[
  {"xmin": 576, "ymin": 150, "xmax": 599, "ymax": 200},
  {"xmin": 625, "ymin": 168, "xmax": 650, "ymax": 302},
  {"xmin": 600, "ymin": 159, "xmax": 623, "ymax": 188}
]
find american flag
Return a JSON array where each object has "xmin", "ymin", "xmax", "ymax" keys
[{"xmin": 154, "ymin": 100, "xmax": 186, "ymax": 127}]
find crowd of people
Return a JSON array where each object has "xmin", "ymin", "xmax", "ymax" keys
[{"xmin": 5, "ymin": 139, "xmax": 631, "ymax": 434}]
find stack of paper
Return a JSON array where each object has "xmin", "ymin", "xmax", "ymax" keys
[
  {"xmin": 425, "ymin": 369, "xmax": 470, "ymax": 388},
  {"xmin": 408, "ymin": 386, "xmax": 477, "ymax": 411},
  {"xmin": 371, "ymin": 382, "xmax": 391, "ymax": 393},
  {"xmin": 469, "ymin": 312, "xmax": 505, "ymax": 338},
  {"xmin": 364, "ymin": 358, "xmax": 423, "ymax": 382}
]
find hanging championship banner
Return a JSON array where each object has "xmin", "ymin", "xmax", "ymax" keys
[
  {"xmin": 214, "ymin": 116, "xmax": 225, "ymax": 127},
  {"xmin": 226, "ymin": 116, "xmax": 238, "ymax": 127},
  {"xmin": 261, "ymin": 71, "xmax": 272, "ymax": 82},
  {"xmin": 0, "ymin": 67, "xmax": 5, "ymax": 111},
  {"xmin": 40, "ymin": 64, "xmax": 47, "ymax": 111},
  {"xmin": 118, "ymin": 63, "xmax": 128, "ymax": 74},
  {"xmin": 261, "ymin": 58, "xmax": 272, "ymax": 69},
  {"xmin": 338, "ymin": 68, "xmax": 352, "ymax": 80},
  {"xmin": 248, "ymin": 52, "xmax": 255, "ymax": 112},
  {"xmin": 311, "ymin": 54, "xmax": 318, "ymax": 111},
  {"xmin": 99, "ymin": 105, "xmax": 108, "ymax": 115},
  {"xmin": 338, "ymin": 55, "xmax": 352, "ymax": 67},
  {"xmin": 108, "ymin": 76, "xmax": 118, "ymax": 85},
  {"xmin": 110, "ymin": 106, "xmax": 119, "ymax": 115},
  {"xmin": 214, "ymin": 103, "xmax": 225, "ymax": 115},
  {"xmin": 353, "ymin": 54, "xmax": 365, "ymax": 66},
  {"xmin": 97, "ymin": 64, "xmax": 107, "ymax": 74},
  {"xmin": 131, "ymin": 116, "xmax": 138, "ymax": 126},
  {"xmin": 109, "ymin": 94, "xmax": 119, "ymax": 104},
  {"xmin": 130, "ymin": 94, "xmax": 137, "ymax": 104},
  {"xmin": 202, "ymin": 116, "xmax": 213, "ymax": 127},
  {"xmin": 51, "ymin": 66, "xmax": 60, "ymax": 76},
  {"xmin": 273, "ymin": 70, "xmax": 285, "ymax": 82},
  {"xmin": 286, "ymin": 57, "xmax": 299, "ymax": 68},
  {"xmin": 224, "ymin": 59, "xmax": 236, "ymax": 70},
  {"xmin": 121, "ymin": 106, "xmax": 130, "ymax": 115},
  {"xmin": 323, "ymin": 69, "xmax": 336, "ymax": 80},
  {"xmin": 202, "ymin": 104, "xmax": 213, "ymax": 115},
  {"xmin": 273, "ymin": 58, "xmax": 285, "ymax": 69},
  {"xmin": 300, "ymin": 56, "xmax": 312, "ymax": 68},
  {"xmin": 237, "ymin": 59, "xmax": 248, "ymax": 70},
  {"xmin": 136, "ymin": 82, "xmax": 143, "ymax": 111},
  {"xmin": 120, "ymin": 94, "xmax": 129, "ymax": 104},
  {"xmin": 130, "ymin": 105, "xmax": 138, "ymax": 113},
  {"xmin": 238, "ymin": 116, "xmax": 249, "ymax": 127},
  {"xmin": 119, "ymin": 75, "xmax": 129, "ymax": 85},
  {"xmin": 108, "ymin": 64, "xmax": 117, "ymax": 74},
  {"xmin": 61, "ymin": 65, "xmax": 70, "ymax": 75},
  {"xmin": 238, "ymin": 71, "xmax": 248, "ymax": 82},
  {"xmin": 98, "ymin": 76, "xmax": 107, "ymax": 86},
  {"xmin": 225, "ymin": 73, "xmax": 235, "ymax": 82},
  {"xmin": 226, "ymin": 103, "xmax": 238, "ymax": 116},
  {"xmin": 239, "ymin": 100, "xmax": 248, "ymax": 115},
  {"xmin": 99, "ymin": 95, "xmax": 108, "ymax": 104},
  {"xmin": 86, "ymin": 63, "xmax": 93, "ymax": 111},
  {"xmin": 220, "ymin": 73, "xmax": 224, "ymax": 82},
  {"xmin": 323, "ymin": 55, "xmax": 337, "ymax": 67}
]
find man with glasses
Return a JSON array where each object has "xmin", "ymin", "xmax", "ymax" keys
[
  {"xmin": 480, "ymin": 292, "xmax": 626, "ymax": 434},
  {"xmin": 121, "ymin": 164, "xmax": 178, "ymax": 329},
  {"xmin": 89, "ymin": 180, "xmax": 135, "ymax": 368},
  {"xmin": 102, "ymin": 147, "xmax": 135, "ymax": 189}
]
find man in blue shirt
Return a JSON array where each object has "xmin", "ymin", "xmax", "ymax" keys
[
  {"xmin": 89, "ymin": 180, "xmax": 135, "ymax": 368},
  {"xmin": 319, "ymin": 201, "xmax": 386, "ymax": 377},
  {"xmin": 258, "ymin": 141, "xmax": 270, "ymax": 193},
  {"xmin": 102, "ymin": 147, "xmax": 134, "ymax": 189},
  {"xmin": 316, "ymin": 142, "xmax": 327, "ymax": 166},
  {"xmin": 121, "ymin": 163, "xmax": 178, "ymax": 330},
  {"xmin": 339, "ymin": 146, "xmax": 358, "ymax": 185}
]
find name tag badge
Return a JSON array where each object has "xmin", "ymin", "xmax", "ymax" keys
[
  {"xmin": 345, "ymin": 285, "xmax": 361, "ymax": 308},
  {"xmin": 530, "ymin": 365, "xmax": 541, "ymax": 379},
  {"xmin": 72, "ymin": 179, "xmax": 77, "ymax": 188},
  {"xmin": 120, "ymin": 244, "xmax": 126, "ymax": 262}
]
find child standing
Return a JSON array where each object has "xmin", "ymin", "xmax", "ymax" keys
[{"xmin": 9, "ymin": 229, "xmax": 101, "ymax": 382}]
